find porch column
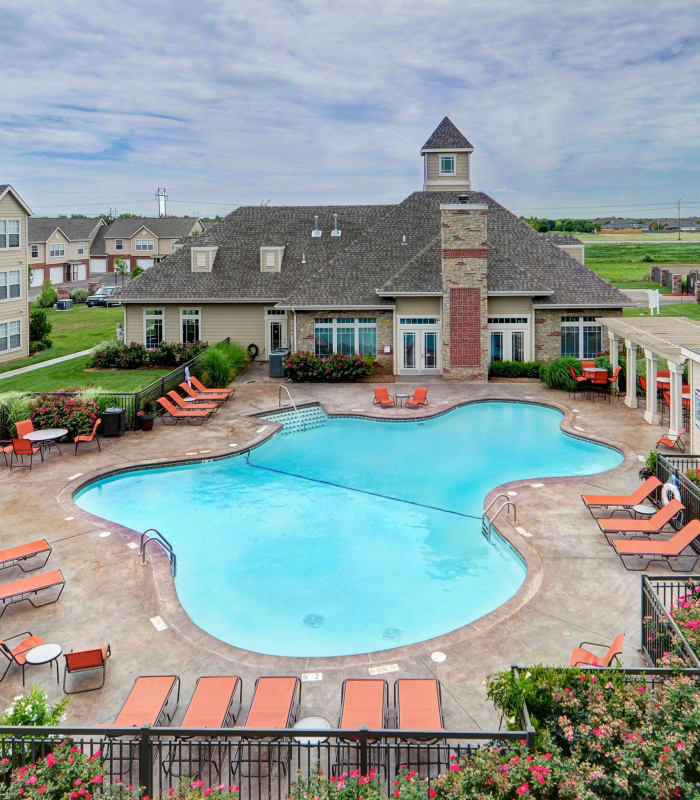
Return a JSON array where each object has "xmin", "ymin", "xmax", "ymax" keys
[
  {"xmin": 668, "ymin": 361, "xmax": 684, "ymax": 438},
  {"xmin": 625, "ymin": 339, "xmax": 638, "ymax": 409},
  {"xmin": 643, "ymin": 348, "xmax": 660, "ymax": 425},
  {"xmin": 609, "ymin": 331, "xmax": 619, "ymax": 394}
]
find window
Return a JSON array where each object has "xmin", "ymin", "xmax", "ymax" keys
[
  {"xmin": 0, "ymin": 270, "xmax": 20, "ymax": 301},
  {"xmin": 31, "ymin": 245, "xmax": 38, "ymax": 259},
  {"xmin": 49, "ymin": 243, "xmax": 65, "ymax": 257},
  {"xmin": 135, "ymin": 239, "xmax": 154, "ymax": 251},
  {"xmin": 487, "ymin": 315, "xmax": 530, "ymax": 362},
  {"xmin": 490, "ymin": 332, "xmax": 503, "ymax": 362},
  {"xmin": 0, "ymin": 320, "xmax": 21, "ymax": 351},
  {"xmin": 115, "ymin": 240, "xmax": 123, "ymax": 250},
  {"xmin": 439, "ymin": 155, "xmax": 456, "ymax": 175},
  {"xmin": 144, "ymin": 308, "xmax": 164, "ymax": 348},
  {"xmin": 265, "ymin": 251, "xmax": 275, "ymax": 267},
  {"xmin": 0, "ymin": 220, "xmax": 20, "ymax": 249},
  {"xmin": 399, "ymin": 317, "xmax": 439, "ymax": 325},
  {"xmin": 313, "ymin": 317, "xmax": 377, "ymax": 357},
  {"xmin": 181, "ymin": 308, "xmax": 200, "ymax": 343},
  {"xmin": 560, "ymin": 316, "xmax": 602, "ymax": 359},
  {"xmin": 77, "ymin": 242, "xmax": 86, "ymax": 255},
  {"xmin": 196, "ymin": 251, "xmax": 206, "ymax": 267}
]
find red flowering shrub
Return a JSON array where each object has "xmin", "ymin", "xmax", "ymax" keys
[
  {"xmin": 284, "ymin": 351, "xmax": 373, "ymax": 382},
  {"xmin": 669, "ymin": 584, "xmax": 700, "ymax": 660},
  {"xmin": 31, "ymin": 392, "xmax": 99, "ymax": 440}
]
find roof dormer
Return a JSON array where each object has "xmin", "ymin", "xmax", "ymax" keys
[
  {"xmin": 421, "ymin": 116, "xmax": 473, "ymax": 193},
  {"xmin": 260, "ymin": 246, "xmax": 284, "ymax": 272},
  {"xmin": 191, "ymin": 246, "xmax": 218, "ymax": 272}
]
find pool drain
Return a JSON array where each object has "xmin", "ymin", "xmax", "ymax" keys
[
  {"xmin": 303, "ymin": 613, "xmax": 324, "ymax": 628},
  {"xmin": 382, "ymin": 627, "xmax": 402, "ymax": 639}
]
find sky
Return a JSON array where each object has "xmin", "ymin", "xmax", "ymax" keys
[{"xmin": 1, "ymin": 0, "xmax": 699, "ymax": 220}]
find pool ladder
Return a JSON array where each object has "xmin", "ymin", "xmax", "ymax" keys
[
  {"xmin": 140, "ymin": 528, "xmax": 177, "ymax": 577},
  {"xmin": 278, "ymin": 385, "xmax": 305, "ymax": 430},
  {"xmin": 481, "ymin": 494, "xmax": 517, "ymax": 542}
]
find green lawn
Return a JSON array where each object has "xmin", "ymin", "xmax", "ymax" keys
[
  {"xmin": 551, "ymin": 232, "xmax": 700, "ymax": 243},
  {"xmin": 623, "ymin": 303, "xmax": 700, "ymax": 320},
  {"xmin": 0, "ymin": 355, "xmax": 170, "ymax": 393},
  {"xmin": 584, "ymin": 242, "xmax": 700, "ymax": 291},
  {"xmin": 0, "ymin": 304, "xmax": 123, "ymax": 375}
]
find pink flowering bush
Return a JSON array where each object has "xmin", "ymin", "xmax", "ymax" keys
[
  {"xmin": 284, "ymin": 352, "xmax": 373, "ymax": 382},
  {"xmin": 287, "ymin": 767, "xmax": 382, "ymax": 800},
  {"xmin": 99, "ymin": 778, "xmax": 240, "ymax": 800},
  {"xmin": 669, "ymin": 584, "xmax": 700, "ymax": 660},
  {"xmin": 31, "ymin": 392, "xmax": 99, "ymax": 440}
]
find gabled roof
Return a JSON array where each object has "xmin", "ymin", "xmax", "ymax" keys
[
  {"xmin": 421, "ymin": 117, "xmax": 474, "ymax": 152},
  {"xmin": 104, "ymin": 217, "xmax": 200, "ymax": 239},
  {"xmin": 29, "ymin": 217, "xmax": 104, "ymax": 243},
  {"xmin": 0, "ymin": 184, "xmax": 33, "ymax": 215}
]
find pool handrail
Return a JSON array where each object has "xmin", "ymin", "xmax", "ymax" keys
[
  {"xmin": 278, "ymin": 386, "xmax": 305, "ymax": 430},
  {"xmin": 140, "ymin": 528, "xmax": 177, "ymax": 577}
]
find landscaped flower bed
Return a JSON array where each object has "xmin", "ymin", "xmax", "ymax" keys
[
  {"xmin": 31, "ymin": 392, "xmax": 100, "ymax": 440},
  {"xmin": 90, "ymin": 341, "xmax": 207, "ymax": 370},
  {"xmin": 284, "ymin": 351, "xmax": 374, "ymax": 382}
]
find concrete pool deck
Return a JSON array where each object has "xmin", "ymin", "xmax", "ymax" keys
[{"xmin": 0, "ymin": 370, "xmax": 669, "ymax": 731}]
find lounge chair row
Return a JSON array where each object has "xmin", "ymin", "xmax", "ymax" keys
[{"xmin": 157, "ymin": 378, "xmax": 234, "ymax": 425}]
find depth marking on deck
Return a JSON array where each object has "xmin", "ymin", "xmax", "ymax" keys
[
  {"xmin": 185, "ymin": 451, "xmax": 198, "ymax": 456},
  {"xmin": 368, "ymin": 663, "xmax": 399, "ymax": 675},
  {"xmin": 199, "ymin": 449, "xmax": 212, "ymax": 453},
  {"xmin": 229, "ymin": 443, "xmax": 239, "ymax": 447},
  {"xmin": 507, "ymin": 491, "xmax": 517, "ymax": 497},
  {"xmin": 98, "ymin": 531, "xmax": 111, "ymax": 538},
  {"xmin": 64, "ymin": 516, "xmax": 74, "ymax": 521},
  {"xmin": 301, "ymin": 672, "xmax": 323, "ymax": 682},
  {"xmin": 66, "ymin": 473, "xmax": 83, "ymax": 481},
  {"xmin": 515, "ymin": 526, "xmax": 532, "ymax": 538},
  {"xmin": 256, "ymin": 426, "xmax": 267, "ymax": 433},
  {"xmin": 573, "ymin": 425, "xmax": 585, "ymax": 431},
  {"xmin": 126, "ymin": 542, "xmax": 138, "ymax": 549},
  {"xmin": 431, "ymin": 651, "xmax": 447, "ymax": 663},
  {"xmin": 530, "ymin": 482, "xmax": 544, "ymax": 488},
  {"xmin": 524, "ymin": 396, "xmax": 534, "ymax": 399},
  {"xmin": 150, "ymin": 616, "xmax": 168, "ymax": 632},
  {"xmin": 573, "ymin": 409, "xmax": 580, "ymax": 413}
]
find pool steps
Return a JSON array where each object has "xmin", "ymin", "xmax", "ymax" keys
[{"xmin": 263, "ymin": 404, "xmax": 328, "ymax": 434}]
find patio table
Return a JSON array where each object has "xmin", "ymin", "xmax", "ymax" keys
[
  {"xmin": 23, "ymin": 642, "xmax": 62, "ymax": 684},
  {"xmin": 395, "ymin": 393, "xmax": 409, "ymax": 407},
  {"xmin": 24, "ymin": 428, "xmax": 68, "ymax": 456},
  {"xmin": 293, "ymin": 715, "xmax": 332, "ymax": 745}
]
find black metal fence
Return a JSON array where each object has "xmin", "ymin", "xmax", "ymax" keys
[
  {"xmin": 641, "ymin": 574, "xmax": 700, "ymax": 667},
  {"xmin": 0, "ymin": 724, "xmax": 533, "ymax": 800},
  {"xmin": 656, "ymin": 453, "xmax": 700, "ymax": 547}
]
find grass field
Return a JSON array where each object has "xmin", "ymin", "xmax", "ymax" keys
[
  {"xmin": 583, "ymin": 242, "xmax": 700, "ymax": 291},
  {"xmin": 549, "ymin": 232, "xmax": 700, "ymax": 243},
  {"xmin": 623, "ymin": 303, "xmax": 700, "ymax": 320},
  {"xmin": 0, "ymin": 304, "xmax": 123, "ymax": 375}
]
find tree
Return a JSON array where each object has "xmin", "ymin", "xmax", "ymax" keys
[
  {"xmin": 36, "ymin": 280, "xmax": 58, "ymax": 308},
  {"xmin": 30, "ymin": 309, "xmax": 52, "ymax": 341},
  {"xmin": 113, "ymin": 258, "xmax": 129, "ymax": 285},
  {"xmin": 130, "ymin": 265, "xmax": 144, "ymax": 279}
]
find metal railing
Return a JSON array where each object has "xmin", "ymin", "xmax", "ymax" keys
[
  {"xmin": 278, "ymin": 386, "xmax": 304, "ymax": 430},
  {"xmin": 140, "ymin": 528, "xmax": 177, "ymax": 577},
  {"xmin": 656, "ymin": 452, "xmax": 700, "ymax": 550},
  {"xmin": 641, "ymin": 574, "xmax": 700, "ymax": 667},
  {"xmin": 481, "ymin": 494, "xmax": 517, "ymax": 541}
]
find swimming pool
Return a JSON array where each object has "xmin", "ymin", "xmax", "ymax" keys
[{"xmin": 74, "ymin": 402, "xmax": 622, "ymax": 657}]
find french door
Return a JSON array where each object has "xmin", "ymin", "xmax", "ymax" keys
[{"xmin": 400, "ymin": 329, "xmax": 440, "ymax": 374}]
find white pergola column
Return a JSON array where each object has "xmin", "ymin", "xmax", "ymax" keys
[
  {"xmin": 609, "ymin": 331, "xmax": 619, "ymax": 393},
  {"xmin": 668, "ymin": 361, "xmax": 684, "ymax": 438},
  {"xmin": 644, "ymin": 348, "xmax": 660, "ymax": 425},
  {"xmin": 625, "ymin": 339, "xmax": 638, "ymax": 409}
]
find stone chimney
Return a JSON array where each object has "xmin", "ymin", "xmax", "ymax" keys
[{"xmin": 440, "ymin": 203, "xmax": 488, "ymax": 380}]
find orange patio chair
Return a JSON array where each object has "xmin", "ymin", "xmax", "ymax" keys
[
  {"xmin": 581, "ymin": 360, "xmax": 595, "ymax": 370},
  {"xmin": 15, "ymin": 420, "xmax": 34, "ymax": 438},
  {"xmin": 113, "ymin": 675, "xmax": 181, "ymax": 726},
  {"xmin": 657, "ymin": 369, "xmax": 670, "ymax": 379},
  {"xmin": 656, "ymin": 427, "xmax": 686, "ymax": 453},
  {"xmin": 9, "ymin": 438, "xmax": 42, "ymax": 470},
  {"xmin": 0, "ymin": 539, "xmax": 52, "ymax": 573},
  {"xmin": 613, "ymin": 519, "xmax": 700, "ymax": 571},
  {"xmin": 568, "ymin": 633, "xmax": 625, "ymax": 667},
  {"xmin": 63, "ymin": 644, "xmax": 111, "ymax": 694},
  {"xmin": 597, "ymin": 498, "xmax": 684, "ymax": 542},
  {"xmin": 190, "ymin": 375, "xmax": 234, "ymax": 398},
  {"xmin": 167, "ymin": 390, "xmax": 218, "ymax": 414},
  {"xmin": 581, "ymin": 476, "xmax": 662, "ymax": 517},
  {"xmin": 179, "ymin": 382, "xmax": 228, "ymax": 404},
  {"xmin": 0, "ymin": 569, "xmax": 65, "ymax": 617},
  {"xmin": 157, "ymin": 396, "xmax": 212, "ymax": 425},
  {"xmin": 568, "ymin": 365, "xmax": 589, "ymax": 397},
  {"xmin": 610, "ymin": 365, "xmax": 622, "ymax": 398},
  {"xmin": 337, "ymin": 679, "xmax": 389, "ymax": 775},
  {"xmin": 74, "ymin": 418, "xmax": 102, "ymax": 455},
  {"xmin": 0, "ymin": 631, "xmax": 47, "ymax": 685},
  {"xmin": 406, "ymin": 387, "xmax": 429, "ymax": 407},
  {"xmin": 395, "ymin": 679, "xmax": 444, "ymax": 731},
  {"xmin": 373, "ymin": 386, "xmax": 395, "ymax": 408}
]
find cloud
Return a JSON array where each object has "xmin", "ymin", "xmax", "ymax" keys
[{"xmin": 1, "ymin": 0, "xmax": 698, "ymax": 217}]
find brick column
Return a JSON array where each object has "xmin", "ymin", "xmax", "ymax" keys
[{"xmin": 440, "ymin": 203, "xmax": 488, "ymax": 380}]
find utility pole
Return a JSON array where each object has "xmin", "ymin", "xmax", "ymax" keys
[
  {"xmin": 678, "ymin": 198, "xmax": 682, "ymax": 241},
  {"xmin": 156, "ymin": 188, "xmax": 168, "ymax": 217}
]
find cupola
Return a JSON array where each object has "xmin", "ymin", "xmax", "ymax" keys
[{"xmin": 420, "ymin": 116, "xmax": 474, "ymax": 192}]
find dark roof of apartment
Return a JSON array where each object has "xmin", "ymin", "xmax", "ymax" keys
[
  {"xmin": 28, "ymin": 217, "xmax": 104, "ymax": 242},
  {"xmin": 421, "ymin": 117, "xmax": 473, "ymax": 151},
  {"xmin": 90, "ymin": 224, "xmax": 107, "ymax": 256},
  {"xmin": 104, "ymin": 217, "xmax": 200, "ymax": 239},
  {"xmin": 116, "ymin": 191, "xmax": 628, "ymax": 309}
]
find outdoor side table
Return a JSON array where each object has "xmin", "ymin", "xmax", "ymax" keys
[
  {"xmin": 395, "ymin": 393, "xmax": 409, "ymax": 407},
  {"xmin": 24, "ymin": 428, "xmax": 68, "ymax": 456},
  {"xmin": 632, "ymin": 503, "xmax": 656, "ymax": 520},
  {"xmin": 293, "ymin": 715, "xmax": 332, "ymax": 745},
  {"xmin": 23, "ymin": 642, "xmax": 63, "ymax": 685}
]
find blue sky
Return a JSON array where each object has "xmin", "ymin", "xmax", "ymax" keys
[{"xmin": 1, "ymin": 0, "xmax": 699, "ymax": 219}]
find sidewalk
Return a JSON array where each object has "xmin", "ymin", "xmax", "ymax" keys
[{"xmin": 0, "ymin": 348, "xmax": 93, "ymax": 381}]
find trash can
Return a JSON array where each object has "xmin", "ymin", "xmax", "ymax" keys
[
  {"xmin": 268, "ymin": 348, "xmax": 291, "ymax": 378},
  {"xmin": 102, "ymin": 407, "xmax": 126, "ymax": 436}
]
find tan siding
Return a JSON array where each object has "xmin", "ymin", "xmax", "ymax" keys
[
  {"xmin": 425, "ymin": 152, "xmax": 469, "ymax": 181},
  {"xmin": 30, "ymin": 243, "xmax": 46, "ymax": 262},
  {"xmin": 395, "ymin": 296, "xmax": 441, "ymax": 315},
  {"xmin": 0, "ymin": 191, "xmax": 29, "ymax": 363},
  {"xmin": 691, "ymin": 360, "xmax": 700, "ymax": 454},
  {"xmin": 557, "ymin": 244, "xmax": 585, "ymax": 265},
  {"xmin": 487, "ymin": 296, "xmax": 533, "ymax": 315},
  {"xmin": 45, "ymin": 229, "xmax": 88, "ymax": 262},
  {"xmin": 105, "ymin": 239, "xmax": 126, "ymax": 255}
]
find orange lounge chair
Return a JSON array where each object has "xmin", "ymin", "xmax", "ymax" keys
[
  {"xmin": 190, "ymin": 375, "xmax": 234, "ymax": 398},
  {"xmin": 0, "ymin": 539, "xmax": 51, "ymax": 573},
  {"xmin": 568, "ymin": 633, "xmax": 625, "ymax": 667},
  {"xmin": 167, "ymin": 390, "xmax": 218, "ymax": 414},
  {"xmin": 74, "ymin": 418, "xmax": 101, "ymax": 455},
  {"xmin": 395, "ymin": 679, "xmax": 444, "ymax": 731},
  {"xmin": 0, "ymin": 569, "xmax": 65, "ymax": 617},
  {"xmin": 157, "ymin": 396, "xmax": 212, "ymax": 425},
  {"xmin": 64, "ymin": 645, "xmax": 111, "ymax": 694},
  {"xmin": 9, "ymin": 438, "xmax": 42, "ymax": 470},
  {"xmin": 373, "ymin": 387, "xmax": 395, "ymax": 408},
  {"xmin": 613, "ymin": 520, "xmax": 700, "ymax": 571},
  {"xmin": 406, "ymin": 387, "xmax": 429, "ymax": 408},
  {"xmin": 0, "ymin": 631, "xmax": 46, "ymax": 685},
  {"xmin": 179, "ymin": 382, "xmax": 228, "ymax": 404},
  {"xmin": 597, "ymin": 498, "xmax": 683, "ymax": 541},
  {"xmin": 581, "ymin": 476, "xmax": 662, "ymax": 517},
  {"xmin": 656, "ymin": 428, "xmax": 686, "ymax": 453},
  {"xmin": 337, "ymin": 679, "xmax": 389, "ymax": 775},
  {"xmin": 113, "ymin": 675, "xmax": 181, "ymax": 726}
]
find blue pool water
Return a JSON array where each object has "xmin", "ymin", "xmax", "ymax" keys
[{"xmin": 74, "ymin": 402, "xmax": 621, "ymax": 656}]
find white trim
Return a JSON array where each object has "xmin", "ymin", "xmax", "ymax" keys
[
  {"xmin": 0, "ymin": 219, "xmax": 21, "ymax": 250},
  {"xmin": 180, "ymin": 306, "xmax": 201, "ymax": 342},
  {"xmin": 0, "ymin": 318, "xmax": 22, "ymax": 354},
  {"xmin": 277, "ymin": 304, "xmax": 395, "ymax": 310},
  {"xmin": 532, "ymin": 303, "xmax": 630, "ymax": 309},
  {"xmin": 0, "ymin": 185, "xmax": 33, "ymax": 216},
  {"xmin": 143, "ymin": 307, "xmax": 165, "ymax": 347},
  {"xmin": 128, "ymin": 225, "xmax": 159, "ymax": 240},
  {"xmin": 425, "ymin": 179, "xmax": 472, "ymax": 187},
  {"xmin": 488, "ymin": 290, "xmax": 553, "ymax": 297},
  {"xmin": 265, "ymin": 307, "xmax": 288, "ymax": 353},
  {"xmin": 420, "ymin": 147, "xmax": 473, "ymax": 154},
  {"xmin": 439, "ymin": 203, "xmax": 488, "ymax": 210},
  {"xmin": 488, "ymin": 315, "xmax": 531, "ymax": 363},
  {"xmin": 439, "ymin": 154, "xmax": 456, "ymax": 176},
  {"xmin": 0, "ymin": 268, "xmax": 22, "ymax": 302},
  {"xmin": 376, "ymin": 290, "xmax": 443, "ymax": 297}
]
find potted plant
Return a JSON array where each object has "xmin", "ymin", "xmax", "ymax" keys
[{"xmin": 137, "ymin": 401, "xmax": 156, "ymax": 431}]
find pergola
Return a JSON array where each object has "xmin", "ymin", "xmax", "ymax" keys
[{"xmin": 597, "ymin": 316, "xmax": 700, "ymax": 438}]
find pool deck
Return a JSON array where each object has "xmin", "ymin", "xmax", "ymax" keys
[{"xmin": 0, "ymin": 368, "xmax": 669, "ymax": 731}]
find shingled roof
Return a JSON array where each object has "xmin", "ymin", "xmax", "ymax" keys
[
  {"xmin": 421, "ymin": 117, "xmax": 473, "ymax": 151},
  {"xmin": 549, "ymin": 234, "xmax": 582, "ymax": 245},
  {"xmin": 116, "ymin": 191, "xmax": 628, "ymax": 309},
  {"xmin": 29, "ymin": 217, "xmax": 104, "ymax": 242},
  {"xmin": 104, "ymin": 217, "xmax": 200, "ymax": 239}
]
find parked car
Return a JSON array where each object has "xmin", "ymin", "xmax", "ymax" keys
[{"xmin": 86, "ymin": 286, "xmax": 121, "ymax": 307}]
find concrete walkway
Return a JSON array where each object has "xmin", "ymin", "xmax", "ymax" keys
[{"xmin": 0, "ymin": 347, "xmax": 93, "ymax": 381}]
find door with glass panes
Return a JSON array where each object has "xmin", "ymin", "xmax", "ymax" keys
[
  {"xmin": 399, "ymin": 324, "xmax": 441, "ymax": 375},
  {"xmin": 488, "ymin": 317, "xmax": 529, "ymax": 363}
]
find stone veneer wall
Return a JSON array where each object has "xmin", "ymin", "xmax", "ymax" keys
[
  {"xmin": 534, "ymin": 308, "xmax": 623, "ymax": 362},
  {"xmin": 292, "ymin": 310, "xmax": 394, "ymax": 374},
  {"xmin": 440, "ymin": 204, "xmax": 489, "ymax": 380}
]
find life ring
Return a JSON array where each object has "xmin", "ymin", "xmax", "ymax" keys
[
  {"xmin": 247, "ymin": 343, "xmax": 260, "ymax": 360},
  {"xmin": 662, "ymin": 481, "xmax": 681, "ymax": 505}
]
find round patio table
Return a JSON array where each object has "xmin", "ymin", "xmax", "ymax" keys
[
  {"xmin": 24, "ymin": 642, "xmax": 62, "ymax": 684},
  {"xmin": 293, "ymin": 716, "xmax": 332, "ymax": 745},
  {"xmin": 24, "ymin": 428, "xmax": 68, "ymax": 456},
  {"xmin": 395, "ymin": 393, "xmax": 410, "ymax": 407}
]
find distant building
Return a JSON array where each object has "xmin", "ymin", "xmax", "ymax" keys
[{"xmin": 0, "ymin": 184, "xmax": 32, "ymax": 364}]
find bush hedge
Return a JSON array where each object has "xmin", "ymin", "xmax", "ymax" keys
[
  {"xmin": 69, "ymin": 287, "xmax": 89, "ymax": 303},
  {"xmin": 488, "ymin": 360, "xmax": 541, "ymax": 378},
  {"xmin": 31, "ymin": 392, "xmax": 100, "ymax": 439},
  {"xmin": 284, "ymin": 351, "xmax": 373, "ymax": 382},
  {"xmin": 90, "ymin": 340, "xmax": 207, "ymax": 369}
]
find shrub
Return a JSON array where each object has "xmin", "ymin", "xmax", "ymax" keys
[
  {"xmin": 488, "ymin": 360, "xmax": 541, "ymax": 378},
  {"xmin": 639, "ymin": 448, "xmax": 658, "ymax": 481},
  {"xmin": 288, "ymin": 767, "xmax": 382, "ymax": 800},
  {"xmin": 641, "ymin": 253, "xmax": 654, "ymax": 262},
  {"xmin": 29, "ymin": 309, "xmax": 52, "ymax": 342},
  {"xmin": 0, "ymin": 391, "xmax": 35, "ymax": 438},
  {"xmin": 118, "ymin": 342, "xmax": 148, "ymax": 369},
  {"xmin": 202, "ymin": 346, "xmax": 232, "ymax": 387},
  {"xmin": 0, "ymin": 686, "xmax": 68, "ymax": 727},
  {"xmin": 215, "ymin": 341, "xmax": 249, "ymax": 372},
  {"xmin": 31, "ymin": 392, "xmax": 99, "ymax": 439},
  {"xmin": 36, "ymin": 280, "xmax": 58, "ymax": 308},
  {"xmin": 69, "ymin": 287, "xmax": 89, "ymax": 303},
  {"xmin": 539, "ymin": 357, "xmax": 581, "ymax": 392},
  {"xmin": 90, "ymin": 340, "xmax": 123, "ymax": 368},
  {"xmin": 130, "ymin": 265, "xmax": 144, "ymax": 279},
  {"xmin": 284, "ymin": 351, "xmax": 373, "ymax": 382}
]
